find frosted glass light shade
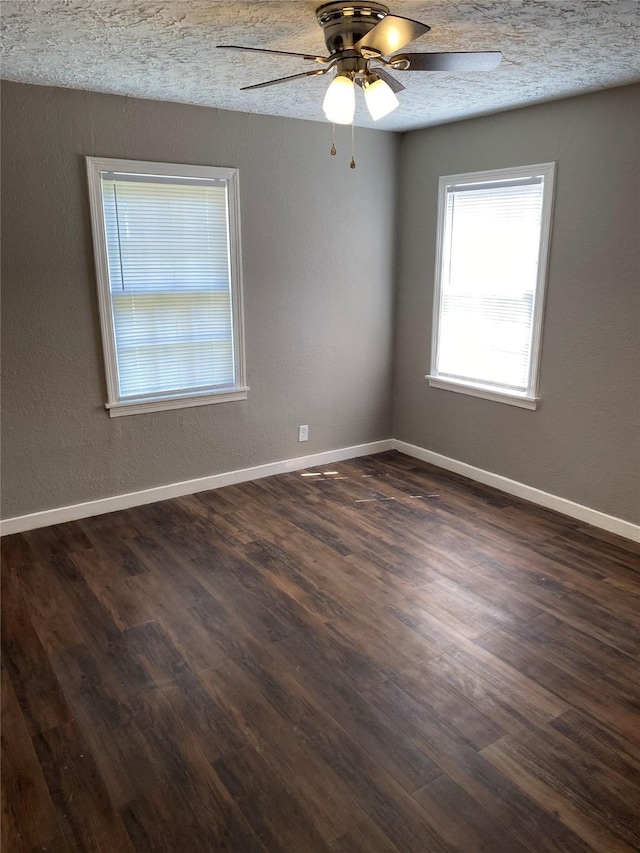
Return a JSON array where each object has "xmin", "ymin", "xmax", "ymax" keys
[
  {"xmin": 364, "ymin": 77, "xmax": 399, "ymax": 121},
  {"xmin": 323, "ymin": 74, "xmax": 355, "ymax": 124}
]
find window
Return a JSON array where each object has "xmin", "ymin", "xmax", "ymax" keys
[
  {"xmin": 428, "ymin": 162, "xmax": 556, "ymax": 409},
  {"xmin": 86, "ymin": 157, "xmax": 247, "ymax": 416}
]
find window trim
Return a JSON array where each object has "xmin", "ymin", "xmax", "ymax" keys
[
  {"xmin": 427, "ymin": 161, "xmax": 556, "ymax": 410},
  {"xmin": 86, "ymin": 156, "xmax": 248, "ymax": 417}
]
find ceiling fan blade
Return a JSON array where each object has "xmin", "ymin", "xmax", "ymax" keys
[
  {"xmin": 240, "ymin": 68, "xmax": 328, "ymax": 91},
  {"xmin": 395, "ymin": 51, "xmax": 502, "ymax": 72},
  {"xmin": 218, "ymin": 45, "xmax": 328, "ymax": 63},
  {"xmin": 354, "ymin": 15, "xmax": 431, "ymax": 57},
  {"xmin": 373, "ymin": 67, "xmax": 405, "ymax": 93}
]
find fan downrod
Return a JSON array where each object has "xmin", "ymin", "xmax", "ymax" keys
[{"xmin": 316, "ymin": 2, "xmax": 389, "ymax": 54}]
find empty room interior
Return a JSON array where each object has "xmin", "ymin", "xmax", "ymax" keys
[{"xmin": 1, "ymin": 1, "xmax": 639, "ymax": 851}]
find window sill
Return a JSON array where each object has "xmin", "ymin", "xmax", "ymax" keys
[
  {"xmin": 106, "ymin": 387, "xmax": 249, "ymax": 417},
  {"xmin": 426, "ymin": 376, "xmax": 538, "ymax": 410}
]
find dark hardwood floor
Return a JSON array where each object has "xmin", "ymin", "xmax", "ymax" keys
[{"xmin": 2, "ymin": 450, "xmax": 640, "ymax": 852}]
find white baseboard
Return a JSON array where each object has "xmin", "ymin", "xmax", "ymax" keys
[
  {"xmin": 0, "ymin": 439, "xmax": 394, "ymax": 536},
  {"xmin": 2, "ymin": 437, "xmax": 638, "ymax": 544},
  {"xmin": 393, "ymin": 439, "xmax": 640, "ymax": 544}
]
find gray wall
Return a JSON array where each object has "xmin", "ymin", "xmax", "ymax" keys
[
  {"xmin": 3, "ymin": 82, "xmax": 639, "ymax": 525},
  {"xmin": 1, "ymin": 82, "xmax": 398, "ymax": 518},
  {"xmin": 394, "ymin": 84, "xmax": 640, "ymax": 524}
]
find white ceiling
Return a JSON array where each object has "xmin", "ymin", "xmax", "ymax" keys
[{"xmin": 2, "ymin": 1, "xmax": 639, "ymax": 132}]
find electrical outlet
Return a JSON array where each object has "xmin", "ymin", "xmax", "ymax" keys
[{"xmin": 298, "ymin": 424, "xmax": 309, "ymax": 442}]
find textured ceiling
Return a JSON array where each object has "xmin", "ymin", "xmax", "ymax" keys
[{"xmin": 2, "ymin": 1, "xmax": 639, "ymax": 131}]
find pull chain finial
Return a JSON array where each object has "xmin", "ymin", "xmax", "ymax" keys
[
  {"xmin": 330, "ymin": 123, "xmax": 336, "ymax": 156},
  {"xmin": 350, "ymin": 121, "xmax": 356, "ymax": 169}
]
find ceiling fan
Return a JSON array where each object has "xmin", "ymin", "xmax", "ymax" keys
[{"xmin": 218, "ymin": 2, "xmax": 502, "ymax": 125}]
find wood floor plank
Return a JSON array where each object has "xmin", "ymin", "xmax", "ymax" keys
[
  {"xmin": 76, "ymin": 523, "xmax": 147, "ymax": 579},
  {"xmin": 1, "ymin": 567, "xmax": 73, "ymax": 736},
  {"xmin": 278, "ymin": 709, "xmax": 453, "ymax": 852},
  {"xmin": 79, "ymin": 509, "xmax": 139, "ymax": 542},
  {"xmin": 174, "ymin": 493, "xmax": 254, "ymax": 546},
  {"xmin": 413, "ymin": 554, "xmax": 546, "ymax": 622},
  {"xmin": 194, "ymin": 624, "xmax": 450, "ymax": 851},
  {"xmin": 499, "ymin": 612, "xmax": 640, "ymax": 704},
  {"xmin": 421, "ymin": 651, "xmax": 563, "ymax": 738},
  {"xmin": 51, "ymin": 642, "xmax": 159, "ymax": 807},
  {"xmin": 388, "ymin": 666, "xmax": 505, "ymax": 751},
  {"xmin": 409, "ymin": 574, "xmax": 531, "ymax": 638},
  {"xmin": 242, "ymin": 537, "xmax": 353, "ymax": 623},
  {"xmin": 188, "ymin": 557, "xmax": 304, "ymax": 650},
  {"xmin": 413, "ymin": 774, "xmax": 530, "ymax": 853},
  {"xmin": 150, "ymin": 601, "xmax": 231, "ymax": 674},
  {"xmin": 213, "ymin": 744, "xmax": 331, "ymax": 852},
  {"xmin": 189, "ymin": 540, "xmax": 322, "ymax": 640},
  {"xmin": 482, "ymin": 726, "xmax": 640, "ymax": 851},
  {"xmin": 526, "ymin": 585, "xmax": 640, "ymax": 656},
  {"xmin": 17, "ymin": 560, "xmax": 87, "ymax": 654},
  {"xmin": 545, "ymin": 527, "xmax": 640, "ymax": 574},
  {"xmin": 428, "ymin": 637, "xmax": 571, "ymax": 722},
  {"xmin": 385, "ymin": 595, "xmax": 478, "ymax": 657},
  {"xmin": 22, "ymin": 537, "xmax": 83, "ymax": 583},
  {"xmin": 33, "ymin": 720, "xmax": 136, "ymax": 852},
  {"xmin": 28, "ymin": 833, "xmax": 71, "ymax": 853},
  {"xmin": 549, "ymin": 708, "xmax": 640, "ymax": 777},
  {"xmin": 3, "ymin": 451, "xmax": 638, "ymax": 851},
  {"xmin": 123, "ymin": 683, "xmax": 269, "ymax": 851},
  {"xmin": 120, "ymin": 781, "xmax": 266, "ymax": 853},
  {"xmin": 273, "ymin": 630, "xmax": 443, "ymax": 794},
  {"xmin": 1, "ymin": 666, "xmax": 59, "ymax": 852},
  {"xmin": 133, "ymin": 670, "xmax": 246, "ymax": 771},
  {"xmin": 197, "ymin": 661, "xmax": 369, "ymax": 844},
  {"xmin": 44, "ymin": 570, "xmax": 156, "ymax": 698},
  {"xmin": 70, "ymin": 548, "xmax": 153, "ymax": 631},
  {"xmin": 1, "ymin": 532, "xmax": 34, "ymax": 571},
  {"xmin": 476, "ymin": 628, "xmax": 640, "ymax": 745},
  {"xmin": 362, "ymin": 678, "xmax": 591, "ymax": 853},
  {"xmin": 324, "ymin": 606, "xmax": 441, "ymax": 674},
  {"xmin": 330, "ymin": 819, "xmax": 401, "ymax": 852},
  {"xmin": 280, "ymin": 533, "xmax": 424, "ymax": 614}
]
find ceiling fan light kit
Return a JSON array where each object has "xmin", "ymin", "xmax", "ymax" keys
[
  {"xmin": 219, "ymin": 2, "xmax": 502, "ymax": 165},
  {"xmin": 363, "ymin": 74, "xmax": 399, "ymax": 120},
  {"xmin": 323, "ymin": 72, "xmax": 356, "ymax": 124}
]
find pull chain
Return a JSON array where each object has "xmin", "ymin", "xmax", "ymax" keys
[
  {"xmin": 350, "ymin": 121, "xmax": 356, "ymax": 169},
  {"xmin": 330, "ymin": 123, "xmax": 336, "ymax": 156}
]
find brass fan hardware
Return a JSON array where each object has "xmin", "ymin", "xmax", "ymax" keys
[{"xmin": 219, "ymin": 3, "xmax": 501, "ymax": 164}]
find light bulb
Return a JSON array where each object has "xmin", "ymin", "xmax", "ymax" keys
[
  {"xmin": 364, "ymin": 77, "xmax": 399, "ymax": 121},
  {"xmin": 323, "ymin": 74, "xmax": 355, "ymax": 125}
]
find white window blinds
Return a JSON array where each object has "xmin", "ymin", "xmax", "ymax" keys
[
  {"xmin": 102, "ymin": 173, "xmax": 234, "ymax": 399},
  {"xmin": 87, "ymin": 158, "xmax": 247, "ymax": 416},
  {"xmin": 430, "ymin": 164, "xmax": 555, "ymax": 407}
]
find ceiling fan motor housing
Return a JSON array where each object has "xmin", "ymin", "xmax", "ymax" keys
[
  {"xmin": 218, "ymin": 5, "xmax": 500, "ymax": 100},
  {"xmin": 316, "ymin": 2, "xmax": 389, "ymax": 54}
]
